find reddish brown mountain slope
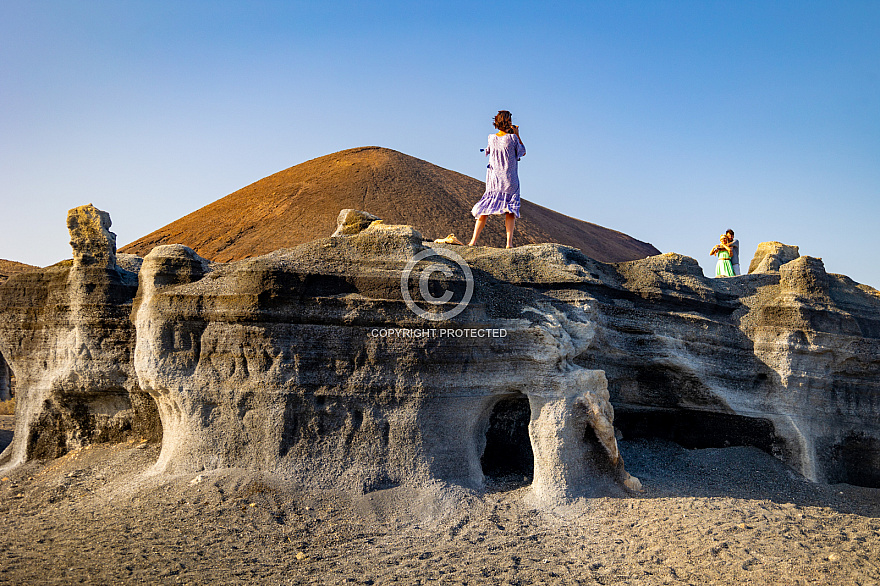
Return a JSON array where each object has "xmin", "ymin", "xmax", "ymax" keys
[{"xmin": 120, "ymin": 147, "xmax": 659, "ymax": 263}]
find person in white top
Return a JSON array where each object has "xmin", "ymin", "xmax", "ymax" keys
[{"xmin": 725, "ymin": 229, "xmax": 740, "ymax": 275}]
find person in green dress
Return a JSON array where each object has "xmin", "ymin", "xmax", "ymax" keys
[{"xmin": 711, "ymin": 234, "xmax": 735, "ymax": 278}]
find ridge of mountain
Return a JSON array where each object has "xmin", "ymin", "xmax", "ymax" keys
[{"xmin": 120, "ymin": 147, "xmax": 659, "ymax": 263}]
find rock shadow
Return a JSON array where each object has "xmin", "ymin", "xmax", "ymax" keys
[
  {"xmin": 618, "ymin": 438, "xmax": 880, "ymax": 518},
  {"xmin": 0, "ymin": 350, "xmax": 11, "ymax": 401},
  {"xmin": 0, "ymin": 422, "xmax": 12, "ymax": 453},
  {"xmin": 481, "ymin": 393, "xmax": 534, "ymax": 492}
]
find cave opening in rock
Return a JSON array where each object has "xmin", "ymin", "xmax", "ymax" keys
[
  {"xmin": 613, "ymin": 407, "xmax": 781, "ymax": 454},
  {"xmin": 481, "ymin": 394, "xmax": 534, "ymax": 489},
  {"xmin": 0, "ymin": 352, "xmax": 14, "ymax": 455},
  {"xmin": 822, "ymin": 434, "xmax": 880, "ymax": 488},
  {"xmin": 0, "ymin": 351, "xmax": 12, "ymax": 402}
]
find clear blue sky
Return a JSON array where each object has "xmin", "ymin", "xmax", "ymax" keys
[{"xmin": 2, "ymin": 1, "xmax": 878, "ymax": 287}]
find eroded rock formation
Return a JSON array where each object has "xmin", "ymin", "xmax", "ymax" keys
[
  {"xmin": 557, "ymin": 250, "xmax": 880, "ymax": 488},
  {"xmin": 749, "ymin": 241, "xmax": 800, "ymax": 274},
  {"xmin": 2, "ymin": 206, "xmax": 879, "ymax": 499},
  {"xmin": 0, "ymin": 205, "xmax": 160, "ymax": 467},
  {"xmin": 130, "ymin": 216, "xmax": 639, "ymax": 500}
]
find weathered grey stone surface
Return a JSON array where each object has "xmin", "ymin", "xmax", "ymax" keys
[
  {"xmin": 116, "ymin": 253, "xmax": 144, "ymax": 274},
  {"xmin": 564, "ymin": 252, "xmax": 880, "ymax": 488},
  {"xmin": 737, "ymin": 257, "xmax": 880, "ymax": 486},
  {"xmin": 2, "ymin": 207, "xmax": 879, "ymax": 498},
  {"xmin": 749, "ymin": 241, "xmax": 800, "ymax": 274},
  {"xmin": 131, "ymin": 218, "xmax": 639, "ymax": 501},
  {"xmin": 0, "ymin": 205, "xmax": 160, "ymax": 468},
  {"xmin": 442, "ymin": 244, "xmax": 880, "ymax": 488}
]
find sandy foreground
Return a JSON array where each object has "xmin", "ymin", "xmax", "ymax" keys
[{"xmin": 0, "ymin": 414, "xmax": 878, "ymax": 585}]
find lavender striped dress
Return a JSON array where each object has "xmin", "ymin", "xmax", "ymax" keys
[{"xmin": 471, "ymin": 133, "xmax": 526, "ymax": 218}]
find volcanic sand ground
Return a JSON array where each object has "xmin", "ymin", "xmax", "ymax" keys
[{"xmin": 1, "ymin": 415, "xmax": 878, "ymax": 585}]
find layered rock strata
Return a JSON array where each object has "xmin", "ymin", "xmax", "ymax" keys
[
  {"xmin": 478, "ymin": 244, "xmax": 878, "ymax": 487},
  {"xmin": 2, "ymin": 206, "xmax": 879, "ymax": 495},
  {"xmin": 131, "ymin": 216, "xmax": 640, "ymax": 500},
  {"xmin": 0, "ymin": 259, "xmax": 39, "ymax": 286},
  {"xmin": 495, "ymin": 249, "xmax": 880, "ymax": 488},
  {"xmin": 0, "ymin": 205, "xmax": 160, "ymax": 467}
]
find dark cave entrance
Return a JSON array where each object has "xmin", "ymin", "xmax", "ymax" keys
[
  {"xmin": 481, "ymin": 394, "xmax": 534, "ymax": 489},
  {"xmin": 0, "ymin": 351, "xmax": 12, "ymax": 402},
  {"xmin": 613, "ymin": 406, "xmax": 781, "ymax": 454},
  {"xmin": 821, "ymin": 434, "xmax": 880, "ymax": 488},
  {"xmin": 0, "ymin": 351, "xmax": 14, "ymax": 455}
]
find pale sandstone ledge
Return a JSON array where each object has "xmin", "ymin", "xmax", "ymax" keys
[{"xmin": 1, "ymin": 205, "xmax": 879, "ymax": 506}]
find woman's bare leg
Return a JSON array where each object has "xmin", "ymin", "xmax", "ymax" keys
[
  {"xmin": 505, "ymin": 213, "xmax": 516, "ymax": 248},
  {"xmin": 469, "ymin": 215, "xmax": 487, "ymax": 246}
]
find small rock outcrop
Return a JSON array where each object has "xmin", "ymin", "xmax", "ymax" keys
[
  {"xmin": 2, "ymin": 208, "xmax": 879, "ymax": 498},
  {"xmin": 331, "ymin": 209, "xmax": 381, "ymax": 237},
  {"xmin": 749, "ymin": 241, "xmax": 800, "ymax": 274}
]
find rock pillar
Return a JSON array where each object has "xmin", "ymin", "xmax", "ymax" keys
[
  {"xmin": 67, "ymin": 204, "xmax": 117, "ymax": 268},
  {"xmin": 528, "ymin": 370, "xmax": 640, "ymax": 503},
  {"xmin": 0, "ymin": 204, "xmax": 157, "ymax": 471}
]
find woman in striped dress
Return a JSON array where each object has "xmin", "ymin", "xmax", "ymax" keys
[{"xmin": 468, "ymin": 110, "xmax": 526, "ymax": 248}]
